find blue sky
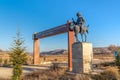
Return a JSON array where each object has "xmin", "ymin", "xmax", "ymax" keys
[{"xmin": 0, "ymin": 0, "xmax": 120, "ymax": 52}]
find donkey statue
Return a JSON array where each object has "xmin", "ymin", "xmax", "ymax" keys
[{"xmin": 70, "ymin": 22, "xmax": 89, "ymax": 42}]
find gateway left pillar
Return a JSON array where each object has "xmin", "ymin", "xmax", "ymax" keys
[{"xmin": 33, "ymin": 33, "xmax": 40, "ymax": 65}]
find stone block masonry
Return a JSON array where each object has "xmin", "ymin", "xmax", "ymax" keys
[{"xmin": 72, "ymin": 42, "xmax": 93, "ymax": 74}]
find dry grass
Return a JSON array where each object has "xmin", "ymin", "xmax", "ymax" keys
[
  {"xmin": 23, "ymin": 68, "xmax": 91, "ymax": 80},
  {"xmin": 23, "ymin": 63, "xmax": 91, "ymax": 80},
  {"xmin": 91, "ymin": 67, "xmax": 120, "ymax": 80},
  {"xmin": 23, "ymin": 68, "xmax": 67, "ymax": 80}
]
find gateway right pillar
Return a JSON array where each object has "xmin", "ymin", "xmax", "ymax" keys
[{"xmin": 72, "ymin": 42, "xmax": 93, "ymax": 73}]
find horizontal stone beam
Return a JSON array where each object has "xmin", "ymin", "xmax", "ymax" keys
[{"xmin": 34, "ymin": 24, "xmax": 69, "ymax": 39}]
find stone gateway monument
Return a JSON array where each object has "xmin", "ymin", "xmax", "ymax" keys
[
  {"xmin": 70, "ymin": 12, "xmax": 93, "ymax": 74},
  {"xmin": 33, "ymin": 12, "xmax": 92, "ymax": 73}
]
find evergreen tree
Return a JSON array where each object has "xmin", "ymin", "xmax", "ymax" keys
[{"xmin": 9, "ymin": 29, "xmax": 27, "ymax": 80}]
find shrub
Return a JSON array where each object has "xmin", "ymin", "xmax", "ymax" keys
[
  {"xmin": 115, "ymin": 48, "xmax": 120, "ymax": 73},
  {"xmin": 3, "ymin": 59, "xmax": 8, "ymax": 66},
  {"xmin": 0, "ymin": 58, "xmax": 2, "ymax": 66},
  {"xmin": 51, "ymin": 62, "xmax": 61, "ymax": 71}
]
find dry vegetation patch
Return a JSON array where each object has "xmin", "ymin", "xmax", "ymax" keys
[
  {"xmin": 23, "ymin": 68, "xmax": 67, "ymax": 80},
  {"xmin": 23, "ymin": 67, "xmax": 91, "ymax": 80},
  {"xmin": 91, "ymin": 67, "xmax": 120, "ymax": 80}
]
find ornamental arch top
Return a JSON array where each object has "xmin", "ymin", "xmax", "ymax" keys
[{"xmin": 33, "ymin": 21, "xmax": 74, "ymax": 70}]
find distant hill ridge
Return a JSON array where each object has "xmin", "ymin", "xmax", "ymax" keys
[
  {"xmin": 41, "ymin": 49, "xmax": 68, "ymax": 55},
  {"xmin": 1, "ymin": 46, "xmax": 119, "ymax": 55},
  {"xmin": 41, "ymin": 47, "xmax": 114, "ymax": 55}
]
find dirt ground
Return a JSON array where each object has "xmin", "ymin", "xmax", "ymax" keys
[
  {"xmin": 0, "ymin": 65, "xmax": 49, "ymax": 79},
  {"xmin": 0, "ymin": 58, "xmax": 114, "ymax": 79}
]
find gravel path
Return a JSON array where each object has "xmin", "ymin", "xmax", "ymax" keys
[
  {"xmin": 0, "ymin": 67, "xmax": 13, "ymax": 79},
  {"xmin": 0, "ymin": 67, "xmax": 30, "ymax": 79},
  {"xmin": 0, "ymin": 65, "xmax": 49, "ymax": 79}
]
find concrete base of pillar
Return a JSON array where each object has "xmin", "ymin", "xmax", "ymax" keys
[{"xmin": 72, "ymin": 42, "xmax": 93, "ymax": 74}]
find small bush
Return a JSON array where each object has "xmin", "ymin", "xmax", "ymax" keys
[
  {"xmin": 0, "ymin": 58, "xmax": 2, "ymax": 66},
  {"xmin": 3, "ymin": 59, "xmax": 9, "ymax": 67},
  {"xmin": 51, "ymin": 62, "xmax": 61, "ymax": 71},
  {"xmin": 100, "ymin": 62, "xmax": 116, "ymax": 67}
]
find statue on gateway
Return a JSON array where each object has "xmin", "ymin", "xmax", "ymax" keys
[{"xmin": 70, "ymin": 12, "xmax": 89, "ymax": 42}]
